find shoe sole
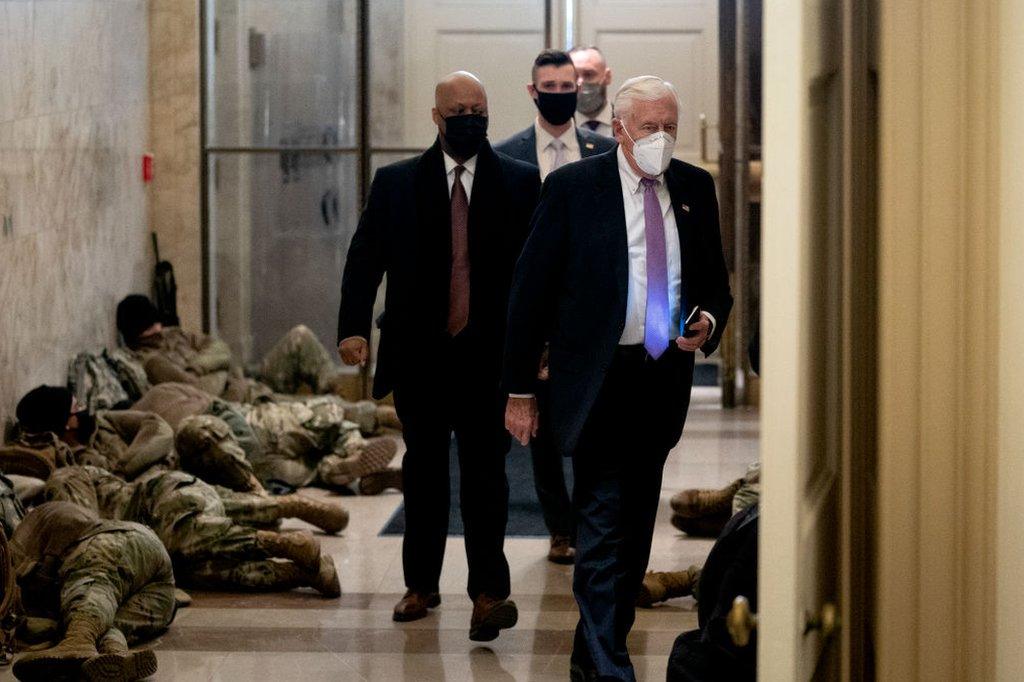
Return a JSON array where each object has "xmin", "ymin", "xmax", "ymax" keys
[
  {"xmin": 13, "ymin": 651, "xmax": 93, "ymax": 681},
  {"xmin": 469, "ymin": 601, "xmax": 518, "ymax": 642},
  {"xmin": 333, "ymin": 439, "xmax": 399, "ymax": 482},
  {"xmin": 81, "ymin": 650, "xmax": 158, "ymax": 682}
]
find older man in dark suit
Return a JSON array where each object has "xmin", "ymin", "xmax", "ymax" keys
[
  {"xmin": 503, "ymin": 76, "xmax": 732, "ymax": 680},
  {"xmin": 494, "ymin": 48, "xmax": 615, "ymax": 566},
  {"xmin": 337, "ymin": 72, "xmax": 541, "ymax": 641}
]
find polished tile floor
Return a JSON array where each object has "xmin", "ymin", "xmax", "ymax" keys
[{"xmin": 3, "ymin": 388, "xmax": 758, "ymax": 681}]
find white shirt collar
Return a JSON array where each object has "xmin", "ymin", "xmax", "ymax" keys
[
  {"xmin": 616, "ymin": 146, "xmax": 662, "ymax": 194},
  {"xmin": 443, "ymin": 151, "xmax": 477, "ymax": 176},
  {"xmin": 534, "ymin": 118, "xmax": 580, "ymax": 153}
]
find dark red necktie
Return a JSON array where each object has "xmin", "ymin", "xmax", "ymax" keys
[
  {"xmin": 584, "ymin": 120, "xmax": 601, "ymax": 131},
  {"xmin": 447, "ymin": 166, "xmax": 470, "ymax": 336}
]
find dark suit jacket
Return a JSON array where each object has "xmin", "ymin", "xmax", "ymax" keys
[
  {"xmin": 338, "ymin": 139, "xmax": 541, "ymax": 399},
  {"xmin": 492, "ymin": 124, "xmax": 616, "ymax": 168},
  {"xmin": 502, "ymin": 148, "xmax": 732, "ymax": 455}
]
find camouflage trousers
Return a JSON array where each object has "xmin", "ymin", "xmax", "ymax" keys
[
  {"xmin": 238, "ymin": 397, "xmax": 368, "ymax": 489},
  {"xmin": 60, "ymin": 525, "xmax": 175, "ymax": 645},
  {"xmin": 732, "ymin": 462, "xmax": 761, "ymax": 515},
  {"xmin": 258, "ymin": 325, "xmax": 340, "ymax": 395}
]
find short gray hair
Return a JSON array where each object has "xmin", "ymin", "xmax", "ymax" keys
[{"xmin": 612, "ymin": 76, "xmax": 680, "ymax": 121}]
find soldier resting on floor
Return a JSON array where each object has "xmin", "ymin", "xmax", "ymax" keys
[
  {"xmin": 44, "ymin": 465, "xmax": 343, "ymax": 597},
  {"xmin": 2, "ymin": 385, "xmax": 267, "ymax": 496},
  {"xmin": 9, "ymin": 501, "xmax": 176, "ymax": 682},
  {"xmin": 134, "ymin": 381, "xmax": 401, "ymax": 493},
  {"xmin": 116, "ymin": 294, "xmax": 373, "ymax": 402}
]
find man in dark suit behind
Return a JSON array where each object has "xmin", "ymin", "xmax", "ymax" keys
[
  {"xmin": 494, "ymin": 48, "xmax": 616, "ymax": 566},
  {"xmin": 337, "ymin": 71, "xmax": 541, "ymax": 642},
  {"xmin": 503, "ymin": 76, "xmax": 732, "ymax": 680}
]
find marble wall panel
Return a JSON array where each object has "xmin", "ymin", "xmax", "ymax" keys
[
  {"xmin": 0, "ymin": 0, "xmax": 151, "ymax": 429},
  {"xmin": 148, "ymin": 0, "xmax": 202, "ymax": 332}
]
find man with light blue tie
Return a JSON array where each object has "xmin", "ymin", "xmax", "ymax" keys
[{"xmin": 501, "ymin": 76, "xmax": 732, "ymax": 681}]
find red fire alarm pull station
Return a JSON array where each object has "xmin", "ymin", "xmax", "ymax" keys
[{"xmin": 142, "ymin": 153, "xmax": 154, "ymax": 183}]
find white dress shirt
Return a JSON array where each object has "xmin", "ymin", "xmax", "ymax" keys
[
  {"xmin": 534, "ymin": 119, "xmax": 581, "ymax": 181},
  {"xmin": 443, "ymin": 151, "xmax": 476, "ymax": 200},
  {"xmin": 580, "ymin": 100, "xmax": 613, "ymax": 138},
  {"xmin": 617, "ymin": 147, "xmax": 684, "ymax": 345}
]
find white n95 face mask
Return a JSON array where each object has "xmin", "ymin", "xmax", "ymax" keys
[{"xmin": 624, "ymin": 127, "xmax": 676, "ymax": 176}]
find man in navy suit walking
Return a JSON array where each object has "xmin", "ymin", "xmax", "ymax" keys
[
  {"xmin": 494, "ymin": 49, "xmax": 615, "ymax": 565},
  {"xmin": 502, "ymin": 76, "xmax": 732, "ymax": 681}
]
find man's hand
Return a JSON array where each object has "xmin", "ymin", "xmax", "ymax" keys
[
  {"xmin": 505, "ymin": 396, "xmax": 539, "ymax": 446},
  {"xmin": 675, "ymin": 315, "xmax": 711, "ymax": 352},
  {"xmin": 537, "ymin": 347, "xmax": 550, "ymax": 381},
  {"xmin": 338, "ymin": 337, "xmax": 369, "ymax": 366}
]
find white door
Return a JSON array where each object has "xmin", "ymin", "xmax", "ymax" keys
[
  {"xmin": 402, "ymin": 0, "xmax": 548, "ymax": 147},
  {"xmin": 575, "ymin": 0, "xmax": 719, "ymax": 165},
  {"xmin": 760, "ymin": 0, "xmax": 875, "ymax": 678}
]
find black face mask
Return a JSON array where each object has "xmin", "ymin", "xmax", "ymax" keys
[
  {"xmin": 534, "ymin": 90, "xmax": 578, "ymax": 126},
  {"xmin": 442, "ymin": 114, "xmax": 488, "ymax": 159}
]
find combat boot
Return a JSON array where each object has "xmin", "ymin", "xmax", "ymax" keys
[
  {"xmin": 670, "ymin": 512, "xmax": 730, "ymax": 538},
  {"xmin": 255, "ymin": 530, "xmax": 320, "ymax": 571},
  {"xmin": 80, "ymin": 628, "xmax": 158, "ymax": 682},
  {"xmin": 318, "ymin": 437, "xmax": 398, "ymax": 487},
  {"xmin": 636, "ymin": 566, "xmax": 702, "ymax": 608},
  {"xmin": 358, "ymin": 468, "xmax": 403, "ymax": 495},
  {"xmin": 375, "ymin": 405, "xmax": 403, "ymax": 431},
  {"xmin": 309, "ymin": 556, "xmax": 342, "ymax": 598},
  {"xmin": 12, "ymin": 611, "xmax": 104, "ymax": 681},
  {"xmin": 275, "ymin": 494, "xmax": 350, "ymax": 534},
  {"xmin": 670, "ymin": 478, "xmax": 743, "ymax": 518}
]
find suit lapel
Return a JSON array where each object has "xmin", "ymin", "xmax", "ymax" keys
[
  {"xmin": 414, "ymin": 140, "xmax": 453, "ymax": 300},
  {"xmin": 591, "ymin": 150, "xmax": 630, "ymax": 307},
  {"xmin": 521, "ymin": 128, "xmax": 539, "ymax": 167}
]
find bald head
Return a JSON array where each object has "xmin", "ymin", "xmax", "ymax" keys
[{"xmin": 434, "ymin": 71, "xmax": 487, "ymax": 115}]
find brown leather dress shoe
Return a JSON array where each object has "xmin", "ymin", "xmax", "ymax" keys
[
  {"xmin": 392, "ymin": 590, "xmax": 441, "ymax": 622},
  {"xmin": 469, "ymin": 595, "xmax": 518, "ymax": 642},
  {"xmin": 547, "ymin": 534, "xmax": 576, "ymax": 565}
]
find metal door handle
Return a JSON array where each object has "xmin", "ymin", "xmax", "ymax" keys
[
  {"xmin": 804, "ymin": 602, "xmax": 839, "ymax": 638},
  {"xmin": 727, "ymin": 595, "xmax": 757, "ymax": 647}
]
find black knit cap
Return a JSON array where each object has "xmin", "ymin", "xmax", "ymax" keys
[
  {"xmin": 116, "ymin": 294, "xmax": 159, "ymax": 346},
  {"xmin": 16, "ymin": 385, "xmax": 73, "ymax": 435}
]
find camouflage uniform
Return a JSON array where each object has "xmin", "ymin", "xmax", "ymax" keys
[
  {"xmin": 237, "ymin": 396, "xmax": 385, "ymax": 488},
  {"xmin": 258, "ymin": 324, "xmax": 342, "ymax": 395},
  {"xmin": 42, "ymin": 466, "xmax": 331, "ymax": 592},
  {"xmin": 11, "ymin": 502, "xmax": 175, "ymax": 644},
  {"xmin": 731, "ymin": 462, "xmax": 761, "ymax": 515},
  {"xmin": 10, "ymin": 502, "xmax": 174, "ymax": 680},
  {"xmin": 80, "ymin": 410, "xmax": 177, "ymax": 480},
  {"xmin": 0, "ymin": 474, "xmax": 25, "ymax": 540},
  {"xmin": 132, "ymin": 324, "xmax": 346, "ymax": 403},
  {"xmin": 132, "ymin": 326, "xmax": 271, "ymax": 403}
]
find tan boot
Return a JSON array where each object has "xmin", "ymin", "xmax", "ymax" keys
[
  {"xmin": 318, "ymin": 437, "xmax": 398, "ymax": 487},
  {"xmin": 275, "ymin": 494, "xmax": 350, "ymax": 534},
  {"xmin": 358, "ymin": 468, "xmax": 403, "ymax": 496},
  {"xmin": 12, "ymin": 612, "xmax": 104, "ymax": 681},
  {"xmin": 255, "ymin": 530, "xmax": 320, "ymax": 572},
  {"xmin": 670, "ymin": 479, "xmax": 743, "ymax": 518},
  {"xmin": 636, "ymin": 566, "xmax": 702, "ymax": 608},
  {"xmin": 310, "ymin": 556, "xmax": 342, "ymax": 598},
  {"xmin": 375, "ymin": 405, "xmax": 403, "ymax": 431},
  {"xmin": 80, "ymin": 628, "xmax": 158, "ymax": 682}
]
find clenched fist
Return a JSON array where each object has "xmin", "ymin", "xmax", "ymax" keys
[{"xmin": 338, "ymin": 337, "xmax": 369, "ymax": 366}]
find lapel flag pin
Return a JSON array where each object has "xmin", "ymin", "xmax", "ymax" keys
[
  {"xmin": 585, "ymin": 142, "xmax": 595, "ymax": 149},
  {"xmin": 680, "ymin": 203, "xmax": 691, "ymax": 212}
]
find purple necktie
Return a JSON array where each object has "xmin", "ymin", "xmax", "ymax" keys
[{"xmin": 641, "ymin": 177, "xmax": 670, "ymax": 359}]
